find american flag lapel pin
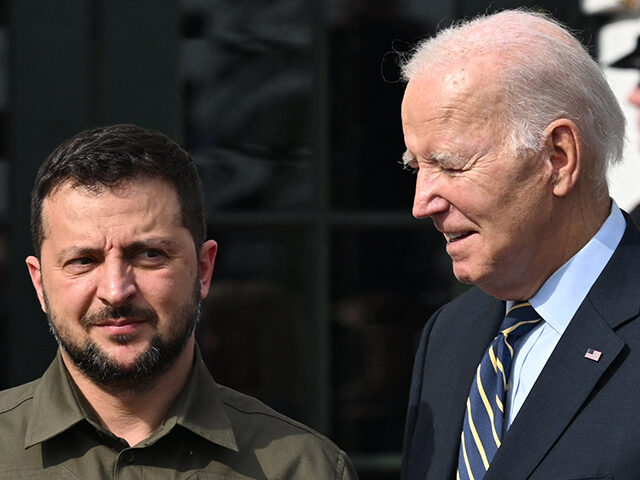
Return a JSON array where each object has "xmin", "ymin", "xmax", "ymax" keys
[{"xmin": 584, "ymin": 348, "xmax": 602, "ymax": 362}]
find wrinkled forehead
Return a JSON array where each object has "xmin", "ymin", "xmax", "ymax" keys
[
  {"xmin": 402, "ymin": 58, "xmax": 508, "ymax": 132},
  {"xmin": 407, "ymin": 55, "xmax": 506, "ymax": 102}
]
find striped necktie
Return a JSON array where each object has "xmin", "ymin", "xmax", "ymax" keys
[{"xmin": 457, "ymin": 302, "xmax": 541, "ymax": 480}]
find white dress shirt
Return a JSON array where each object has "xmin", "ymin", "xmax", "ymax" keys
[{"xmin": 504, "ymin": 200, "xmax": 626, "ymax": 428}]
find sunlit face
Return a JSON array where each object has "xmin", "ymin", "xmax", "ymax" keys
[
  {"xmin": 26, "ymin": 178, "xmax": 217, "ymax": 391},
  {"xmin": 401, "ymin": 62, "xmax": 557, "ymax": 300}
]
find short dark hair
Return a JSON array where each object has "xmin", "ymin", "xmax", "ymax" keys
[{"xmin": 30, "ymin": 124, "xmax": 206, "ymax": 256}]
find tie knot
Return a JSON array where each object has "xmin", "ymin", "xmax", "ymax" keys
[{"xmin": 499, "ymin": 302, "xmax": 541, "ymax": 340}]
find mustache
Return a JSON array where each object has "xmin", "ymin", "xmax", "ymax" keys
[{"xmin": 80, "ymin": 304, "xmax": 159, "ymax": 327}]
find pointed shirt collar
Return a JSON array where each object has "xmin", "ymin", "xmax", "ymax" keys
[
  {"xmin": 525, "ymin": 200, "xmax": 626, "ymax": 334},
  {"xmin": 25, "ymin": 346, "xmax": 239, "ymax": 452}
]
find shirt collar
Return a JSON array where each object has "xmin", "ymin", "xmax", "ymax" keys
[
  {"xmin": 526, "ymin": 200, "xmax": 626, "ymax": 335},
  {"xmin": 157, "ymin": 345, "xmax": 239, "ymax": 452},
  {"xmin": 24, "ymin": 350, "xmax": 86, "ymax": 448},
  {"xmin": 25, "ymin": 346, "xmax": 239, "ymax": 452}
]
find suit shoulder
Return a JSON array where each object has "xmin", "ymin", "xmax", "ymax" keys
[
  {"xmin": 437, "ymin": 286, "xmax": 495, "ymax": 315},
  {"xmin": 421, "ymin": 286, "xmax": 501, "ymax": 341}
]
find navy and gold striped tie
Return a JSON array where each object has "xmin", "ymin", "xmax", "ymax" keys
[{"xmin": 457, "ymin": 302, "xmax": 541, "ymax": 480}]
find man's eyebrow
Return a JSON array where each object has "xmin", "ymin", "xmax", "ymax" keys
[
  {"xmin": 402, "ymin": 150, "xmax": 468, "ymax": 168},
  {"xmin": 402, "ymin": 150, "xmax": 416, "ymax": 167},
  {"xmin": 56, "ymin": 247, "xmax": 101, "ymax": 263},
  {"xmin": 131, "ymin": 237, "xmax": 174, "ymax": 246},
  {"xmin": 56, "ymin": 238, "xmax": 176, "ymax": 260},
  {"xmin": 125, "ymin": 238, "xmax": 175, "ymax": 252}
]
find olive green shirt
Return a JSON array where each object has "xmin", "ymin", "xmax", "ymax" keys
[{"xmin": 0, "ymin": 349, "xmax": 358, "ymax": 479}]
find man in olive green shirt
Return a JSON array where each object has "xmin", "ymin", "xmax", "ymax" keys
[{"xmin": 0, "ymin": 124, "xmax": 357, "ymax": 479}]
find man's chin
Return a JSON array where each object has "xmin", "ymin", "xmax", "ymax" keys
[
  {"xmin": 451, "ymin": 263, "xmax": 478, "ymax": 286},
  {"xmin": 61, "ymin": 337, "xmax": 174, "ymax": 393},
  {"xmin": 96, "ymin": 339, "xmax": 154, "ymax": 364}
]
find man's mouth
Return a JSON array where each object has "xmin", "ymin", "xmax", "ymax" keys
[
  {"xmin": 444, "ymin": 232, "xmax": 472, "ymax": 243},
  {"xmin": 94, "ymin": 319, "xmax": 149, "ymax": 338},
  {"xmin": 95, "ymin": 318, "xmax": 144, "ymax": 327}
]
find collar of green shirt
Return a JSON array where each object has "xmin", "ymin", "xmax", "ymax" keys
[{"xmin": 24, "ymin": 345, "xmax": 240, "ymax": 452}]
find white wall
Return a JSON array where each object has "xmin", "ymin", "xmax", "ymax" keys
[{"xmin": 596, "ymin": 13, "xmax": 640, "ymax": 211}]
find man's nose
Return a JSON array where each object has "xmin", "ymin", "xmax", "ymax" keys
[
  {"xmin": 412, "ymin": 174, "xmax": 450, "ymax": 219},
  {"xmin": 96, "ymin": 259, "xmax": 137, "ymax": 307}
]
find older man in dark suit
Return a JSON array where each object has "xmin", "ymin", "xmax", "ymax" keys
[{"xmin": 400, "ymin": 10, "xmax": 640, "ymax": 480}]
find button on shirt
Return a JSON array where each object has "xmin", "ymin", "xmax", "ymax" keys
[
  {"xmin": 0, "ymin": 347, "xmax": 358, "ymax": 479},
  {"xmin": 504, "ymin": 200, "xmax": 626, "ymax": 427}
]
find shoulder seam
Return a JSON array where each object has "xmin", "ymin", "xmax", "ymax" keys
[
  {"xmin": 0, "ymin": 394, "xmax": 35, "ymax": 415},
  {"xmin": 222, "ymin": 400, "xmax": 341, "ymax": 451}
]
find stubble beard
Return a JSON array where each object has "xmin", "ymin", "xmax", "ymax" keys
[{"xmin": 45, "ymin": 280, "xmax": 202, "ymax": 394}]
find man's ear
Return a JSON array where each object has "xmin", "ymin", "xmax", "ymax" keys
[
  {"xmin": 543, "ymin": 118, "xmax": 581, "ymax": 197},
  {"xmin": 26, "ymin": 256, "xmax": 47, "ymax": 312},
  {"xmin": 198, "ymin": 240, "xmax": 218, "ymax": 299}
]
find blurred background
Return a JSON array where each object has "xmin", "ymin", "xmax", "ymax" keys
[{"xmin": 0, "ymin": 1, "xmax": 638, "ymax": 478}]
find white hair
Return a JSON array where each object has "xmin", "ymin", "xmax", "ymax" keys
[{"xmin": 401, "ymin": 10, "xmax": 625, "ymax": 190}]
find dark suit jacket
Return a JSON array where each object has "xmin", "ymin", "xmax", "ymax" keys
[
  {"xmin": 402, "ymin": 218, "xmax": 640, "ymax": 480},
  {"xmin": 630, "ymin": 204, "xmax": 640, "ymax": 229}
]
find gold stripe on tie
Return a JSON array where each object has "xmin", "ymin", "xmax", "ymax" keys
[
  {"xmin": 503, "ymin": 319, "xmax": 540, "ymax": 338},
  {"xmin": 504, "ymin": 339, "xmax": 515, "ymax": 358},
  {"xmin": 489, "ymin": 347, "xmax": 498, "ymax": 373},
  {"xmin": 507, "ymin": 302, "xmax": 531, "ymax": 314},
  {"xmin": 460, "ymin": 432, "xmax": 476, "ymax": 480},
  {"xmin": 475, "ymin": 366, "xmax": 501, "ymax": 447},
  {"xmin": 502, "ymin": 319, "xmax": 539, "ymax": 336},
  {"xmin": 496, "ymin": 393, "xmax": 504, "ymax": 413},
  {"xmin": 467, "ymin": 398, "xmax": 490, "ymax": 470},
  {"xmin": 494, "ymin": 354, "xmax": 507, "ymax": 387},
  {"xmin": 504, "ymin": 319, "xmax": 540, "ymax": 356}
]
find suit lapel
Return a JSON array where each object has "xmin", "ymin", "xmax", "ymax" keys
[
  {"xmin": 486, "ymin": 303, "xmax": 624, "ymax": 479},
  {"xmin": 485, "ymin": 218, "xmax": 640, "ymax": 479},
  {"xmin": 428, "ymin": 290, "xmax": 505, "ymax": 480},
  {"xmin": 405, "ymin": 287, "xmax": 506, "ymax": 480}
]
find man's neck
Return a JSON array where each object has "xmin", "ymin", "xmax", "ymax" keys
[
  {"xmin": 488, "ymin": 194, "xmax": 612, "ymax": 301},
  {"xmin": 61, "ymin": 339, "xmax": 195, "ymax": 447}
]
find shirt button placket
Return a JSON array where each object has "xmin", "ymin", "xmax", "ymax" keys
[{"xmin": 115, "ymin": 450, "xmax": 137, "ymax": 480}]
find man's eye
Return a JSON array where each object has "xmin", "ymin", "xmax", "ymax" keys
[
  {"xmin": 63, "ymin": 257, "xmax": 96, "ymax": 273},
  {"xmin": 136, "ymin": 250, "xmax": 166, "ymax": 264},
  {"xmin": 71, "ymin": 257, "xmax": 93, "ymax": 265},
  {"xmin": 440, "ymin": 161, "xmax": 467, "ymax": 173},
  {"xmin": 404, "ymin": 164, "xmax": 419, "ymax": 174},
  {"xmin": 401, "ymin": 160, "xmax": 419, "ymax": 174}
]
